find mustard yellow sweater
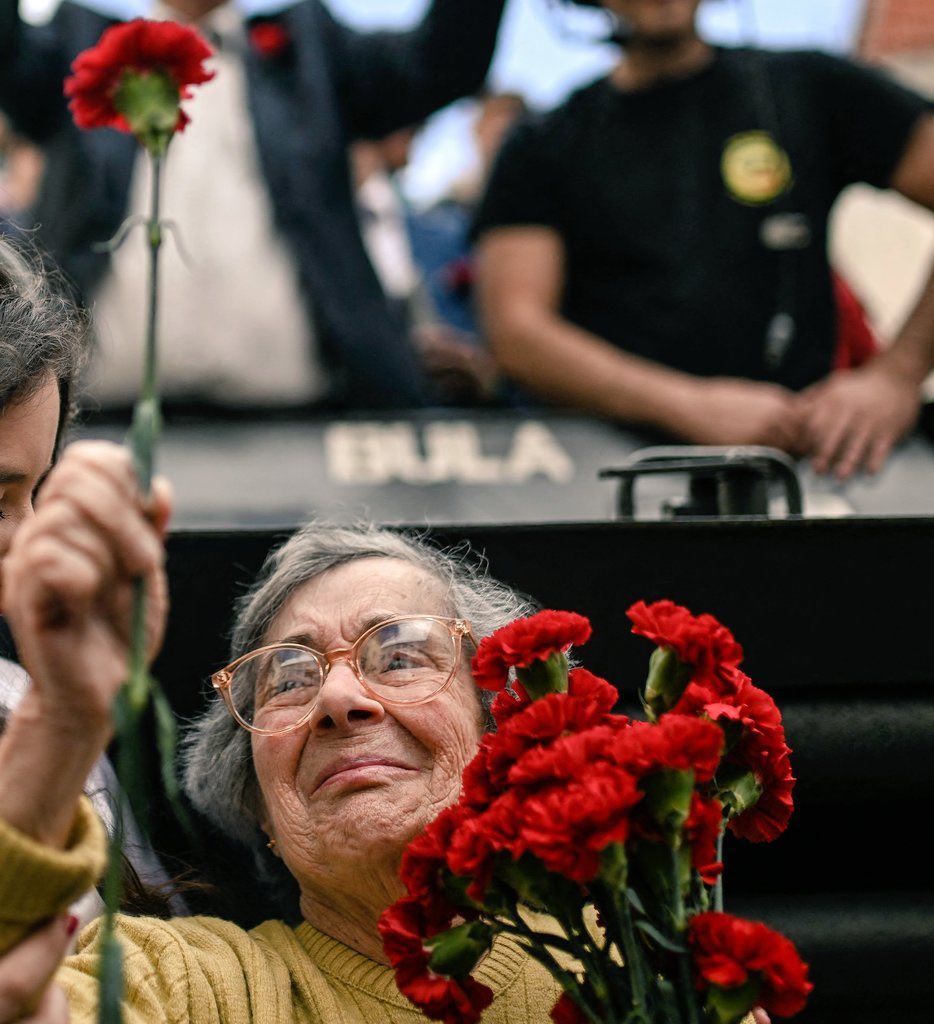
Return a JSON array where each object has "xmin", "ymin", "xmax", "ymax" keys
[{"xmin": 0, "ymin": 800, "xmax": 562, "ymax": 1023}]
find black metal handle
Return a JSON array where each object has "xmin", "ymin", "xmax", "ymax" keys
[{"xmin": 599, "ymin": 445, "xmax": 803, "ymax": 519}]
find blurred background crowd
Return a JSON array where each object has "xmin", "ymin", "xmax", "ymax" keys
[{"xmin": 2, "ymin": 0, "xmax": 933, "ymax": 481}]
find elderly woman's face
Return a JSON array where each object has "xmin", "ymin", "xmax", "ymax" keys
[
  {"xmin": 251, "ymin": 557, "xmax": 484, "ymax": 884},
  {"xmin": 0, "ymin": 376, "xmax": 60, "ymax": 559}
]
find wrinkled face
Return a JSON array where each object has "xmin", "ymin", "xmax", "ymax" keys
[
  {"xmin": 602, "ymin": 0, "xmax": 701, "ymax": 43},
  {"xmin": 0, "ymin": 375, "xmax": 60, "ymax": 559},
  {"xmin": 251, "ymin": 557, "xmax": 484, "ymax": 890}
]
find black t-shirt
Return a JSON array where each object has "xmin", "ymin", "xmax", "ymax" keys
[{"xmin": 474, "ymin": 48, "xmax": 930, "ymax": 390}]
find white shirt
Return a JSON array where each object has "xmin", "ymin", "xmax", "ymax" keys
[{"xmin": 89, "ymin": 2, "xmax": 329, "ymax": 407}]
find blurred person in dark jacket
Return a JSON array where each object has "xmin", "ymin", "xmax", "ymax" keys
[{"xmin": 0, "ymin": 0, "xmax": 508, "ymax": 414}]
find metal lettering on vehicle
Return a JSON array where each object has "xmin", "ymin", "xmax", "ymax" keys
[{"xmin": 325, "ymin": 420, "xmax": 576, "ymax": 485}]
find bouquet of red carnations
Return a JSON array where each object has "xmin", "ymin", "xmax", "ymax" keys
[{"xmin": 379, "ymin": 602, "xmax": 812, "ymax": 1024}]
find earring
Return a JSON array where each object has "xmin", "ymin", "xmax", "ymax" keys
[{"xmin": 266, "ymin": 838, "xmax": 277, "ymax": 851}]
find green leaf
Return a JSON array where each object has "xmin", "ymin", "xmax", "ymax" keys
[
  {"xmin": 151, "ymin": 680, "xmax": 197, "ymax": 841},
  {"xmin": 625, "ymin": 886, "xmax": 646, "ymax": 915},
  {"xmin": 426, "ymin": 920, "xmax": 494, "ymax": 978},
  {"xmin": 633, "ymin": 919, "xmax": 686, "ymax": 954}
]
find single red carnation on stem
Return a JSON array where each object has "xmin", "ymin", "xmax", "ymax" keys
[
  {"xmin": 64, "ymin": 19, "xmax": 214, "ymax": 151},
  {"xmin": 471, "ymin": 610, "xmax": 592, "ymax": 693},
  {"xmin": 689, "ymin": 911, "xmax": 813, "ymax": 1018},
  {"xmin": 629, "ymin": 600, "xmax": 744, "ymax": 676}
]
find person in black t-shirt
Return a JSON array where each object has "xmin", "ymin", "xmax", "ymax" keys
[{"xmin": 474, "ymin": 0, "xmax": 934, "ymax": 480}]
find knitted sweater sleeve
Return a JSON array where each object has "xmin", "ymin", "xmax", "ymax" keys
[
  {"xmin": 0, "ymin": 797, "xmax": 107, "ymax": 952},
  {"xmin": 57, "ymin": 915, "xmax": 294, "ymax": 1024}
]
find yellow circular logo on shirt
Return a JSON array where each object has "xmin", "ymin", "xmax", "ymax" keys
[{"xmin": 721, "ymin": 131, "xmax": 792, "ymax": 206}]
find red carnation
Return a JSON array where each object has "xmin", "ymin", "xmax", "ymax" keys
[
  {"xmin": 615, "ymin": 716, "xmax": 724, "ymax": 785},
  {"xmin": 379, "ymin": 899, "xmax": 493, "ymax": 1024},
  {"xmin": 677, "ymin": 672, "xmax": 795, "ymax": 842},
  {"xmin": 248, "ymin": 20, "xmax": 292, "ymax": 59},
  {"xmin": 511, "ymin": 763, "xmax": 641, "ymax": 882},
  {"xmin": 550, "ymin": 992, "xmax": 588, "ymax": 1024},
  {"xmin": 629, "ymin": 600, "xmax": 744, "ymax": 676},
  {"xmin": 65, "ymin": 19, "xmax": 214, "ymax": 144},
  {"xmin": 471, "ymin": 610, "xmax": 591, "ymax": 692},
  {"xmin": 488, "ymin": 670, "xmax": 621, "ymax": 784},
  {"xmin": 689, "ymin": 911, "xmax": 812, "ymax": 1017},
  {"xmin": 400, "ymin": 805, "xmax": 469, "ymax": 918},
  {"xmin": 728, "ymin": 750, "xmax": 796, "ymax": 843},
  {"xmin": 489, "ymin": 681, "xmax": 532, "ymax": 726},
  {"xmin": 685, "ymin": 792, "xmax": 724, "ymax": 884},
  {"xmin": 507, "ymin": 721, "xmax": 628, "ymax": 789}
]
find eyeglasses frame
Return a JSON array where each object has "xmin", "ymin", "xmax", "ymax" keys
[{"xmin": 211, "ymin": 613, "xmax": 476, "ymax": 735}]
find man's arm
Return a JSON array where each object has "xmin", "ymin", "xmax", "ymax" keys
[
  {"xmin": 321, "ymin": 0, "xmax": 507, "ymax": 140},
  {"xmin": 0, "ymin": 0, "xmax": 74, "ymax": 143},
  {"xmin": 476, "ymin": 226, "xmax": 805, "ymax": 450},
  {"xmin": 801, "ymin": 113, "xmax": 934, "ymax": 479}
]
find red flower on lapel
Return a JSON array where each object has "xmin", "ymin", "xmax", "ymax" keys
[{"xmin": 248, "ymin": 19, "xmax": 291, "ymax": 60}]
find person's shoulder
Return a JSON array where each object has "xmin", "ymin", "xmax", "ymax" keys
[
  {"xmin": 729, "ymin": 45, "xmax": 883, "ymax": 82},
  {"xmin": 505, "ymin": 77, "xmax": 611, "ymax": 153},
  {"xmin": 543, "ymin": 76, "xmax": 613, "ymax": 126},
  {"xmin": 718, "ymin": 45, "xmax": 837, "ymax": 72},
  {"xmin": 101, "ymin": 911, "xmax": 265, "ymax": 964}
]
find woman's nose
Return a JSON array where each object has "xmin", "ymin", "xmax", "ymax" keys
[{"xmin": 308, "ymin": 657, "xmax": 385, "ymax": 731}]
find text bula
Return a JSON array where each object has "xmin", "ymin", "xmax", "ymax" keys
[{"xmin": 324, "ymin": 420, "xmax": 575, "ymax": 485}]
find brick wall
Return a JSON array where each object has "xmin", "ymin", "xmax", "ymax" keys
[{"xmin": 859, "ymin": 0, "xmax": 934, "ymax": 59}]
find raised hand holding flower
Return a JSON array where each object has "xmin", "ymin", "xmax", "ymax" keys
[{"xmin": 64, "ymin": 21, "xmax": 213, "ymax": 1024}]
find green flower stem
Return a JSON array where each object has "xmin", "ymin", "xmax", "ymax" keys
[
  {"xmin": 125, "ymin": 151, "xmax": 163, "ymax": 713},
  {"xmin": 494, "ymin": 914, "xmax": 610, "ymax": 1024},
  {"xmin": 714, "ymin": 829, "xmax": 725, "ymax": 914},
  {"xmin": 592, "ymin": 880, "xmax": 649, "ymax": 1020},
  {"xmin": 99, "ymin": 148, "xmax": 166, "ymax": 1024},
  {"xmin": 669, "ymin": 845, "xmax": 698, "ymax": 1024},
  {"xmin": 136, "ymin": 149, "xmax": 163, "ymax": 492}
]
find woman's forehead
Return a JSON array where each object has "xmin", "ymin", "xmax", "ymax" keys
[{"xmin": 269, "ymin": 556, "xmax": 449, "ymax": 640}]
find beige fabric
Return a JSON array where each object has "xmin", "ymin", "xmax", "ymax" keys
[{"xmin": 89, "ymin": 2, "xmax": 328, "ymax": 407}]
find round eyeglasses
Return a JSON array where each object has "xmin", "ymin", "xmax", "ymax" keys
[{"xmin": 211, "ymin": 614, "xmax": 475, "ymax": 735}]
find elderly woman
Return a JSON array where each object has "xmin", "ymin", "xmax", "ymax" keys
[
  {"xmin": 0, "ymin": 439, "xmax": 575, "ymax": 1022},
  {"xmin": 0, "ymin": 445, "xmax": 771, "ymax": 1024}
]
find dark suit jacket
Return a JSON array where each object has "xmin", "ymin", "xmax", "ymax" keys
[{"xmin": 0, "ymin": 0, "xmax": 506, "ymax": 407}]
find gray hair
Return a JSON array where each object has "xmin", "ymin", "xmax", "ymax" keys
[
  {"xmin": 0, "ymin": 235, "xmax": 89, "ymax": 445},
  {"xmin": 181, "ymin": 522, "xmax": 536, "ymax": 862}
]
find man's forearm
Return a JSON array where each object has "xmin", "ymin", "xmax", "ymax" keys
[
  {"xmin": 488, "ymin": 304, "xmax": 699, "ymax": 432},
  {"xmin": 880, "ymin": 259, "xmax": 934, "ymax": 384}
]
